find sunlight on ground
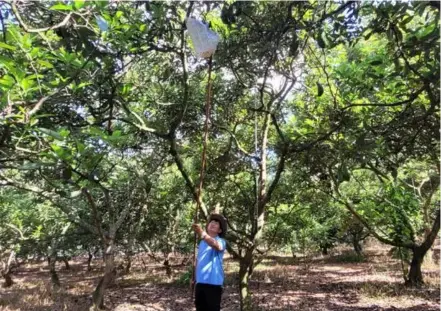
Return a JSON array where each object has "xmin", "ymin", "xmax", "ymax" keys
[
  {"xmin": 114, "ymin": 303, "xmax": 155, "ymax": 311},
  {"xmin": 1, "ymin": 249, "xmax": 439, "ymax": 311}
]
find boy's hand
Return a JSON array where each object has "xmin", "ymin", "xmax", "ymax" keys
[{"xmin": 192, "ymin": 224, "xmax": 203, "ymax": 236}]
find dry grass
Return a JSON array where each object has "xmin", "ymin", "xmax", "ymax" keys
[{"xmin": 0, "ymin": 247, "xmax": 439, "ymax": 311}]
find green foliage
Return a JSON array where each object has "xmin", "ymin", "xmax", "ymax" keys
[
  {"xmin": 175, "ymin": 266, "xmax": 193, "ymax": 287},
  {"xmin": 0, "ymin": 1, "xmax": 438, "ymax": 297},
  {"xmin": 389, "ymin": 247, "xmax": 412, "ymax": 264}
]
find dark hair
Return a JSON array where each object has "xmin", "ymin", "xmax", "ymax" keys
[
  {"xmin": 206, "ymin": 219, "xmax": 223, "ymax": 236},
  {"xmin": 207, "ymin": 214, "xmax": 227, "ymax": 238}
]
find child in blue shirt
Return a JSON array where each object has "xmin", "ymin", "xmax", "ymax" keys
[{"xmin": 192, "ymin": 214, "xmax": 227, "ymax": 311}]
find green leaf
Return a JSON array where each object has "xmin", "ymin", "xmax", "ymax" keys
[
  {"xmin": 21, "ymin": 77, "xmax": 36, "ymax": 92},
  {"xmin": 59, "ymin": 129, "xmax": 70, "ymax": 138},
  {"xmin": 37, "ymin": 60, "xmax": 54, "ymax": 69},
  {"xmin": 121, "ymin": 83, "xmax": 133, "ymax": 95},
  {"xmin": 32, "ymin": 225, "xmax": 43, "ymax": 239},
  {"xmin": 10, "ymin": 66, "xmax": 26, "ymax": 82},
  {"xmin": 364, "ymin": 30, "xmax": 374, "ymax": 41},
  {"xmin": 71, "ymin": 190, "xmax": 82, "ymax": 198},
  {"xmin": 89, "ymin": 127, "xmax": 105, "ymax": 137},
  {"xmin": 385, "ymin": 27, "xmax": 393, "ymax": 41},
  {"xmin": 76, "ymin": 82, "xmax": 91, "ymax": 89},
  {"xmin": 30, "ymin": 47, "xmax": 40, "ymax": 57},
  {"xmin": 22, "ymin": 33, "xmax": 32, "ymax": 49},
  {"xmin": 74, "ymin": 0, "xmax": 85, "ymax": 9},
  {"xmin": 416, "ymin": 23, "xmax": 436, "ymax": 39},
  {"xmin": 289, "ymin": 34, "xmax": 299, "ymax": 57},
  {"xmin": 0, "ymin": 75, "xmax": 15, "ymax": 88},
  {"xmin": 177, "ymin": 8, "xmax": 186, "ymax": 22},
  {"xmin": 19, "ymin": 162, "xmax": 41, "ymax": 170},
  {"xmin": 94, "ymin": 0, "xmax": 108, "ymax": 9},
  {"xmin": 76, "ymin": 142, "xmax": 86, "ymax": 153},
  {"xmin": 316, "ymin": 35, "xmax": 326, "ymax": 49},
  {"xmin": 50, "ymin": 3, "xmax": 73, "ymax": 11},
  {"xmin": 0, "ymin": 42, "xmax": 16, "ymax": 51},
  {"xmin": 61, "ymin": 223, "xmax": 71, "ymax": 234},
  {"xmin": 34, "ymin": 113, "xmax": 55, "ymax": 119},
  {"xmin": 112, "ymin": 130, "xmax": 121, "ymax": 137},
  {"xmin": 400, "ymin": 16, "xmax": 414, "ymax": 28},
  {"xmin": 370, "ymin": 60, "xmax": 383, "ymax": 66},
  {"xmin": 395, "ymin": 28, "xmax": 403, "ymax": 42},
  {"xmin": 337, "ymin": 164, "xmax": 351, "ymax": 183},
  {"xmin": 30, "ymin": 118, "xmax": 39, "ymax": 126},
  {"xmin": 50, "ymin": 144, "xmax": 64, "ymax": 157},
  {"xmin": 39, "ymin": 128, "xmax": 64, "ymax": 140},
  {"xmin": 0, "ymin": 55, "xmax": 13, "ymax": 67},
  {"xmin": 116, "ymin": 11, "xmax": 123, "ymax": 19},
  {"xmin": 304, "ymin": 119, "xmax": 315, "ymax": 127},
  {"xmin": 317, "ymin": 82, "xmax": 324, "ymax": 97}
]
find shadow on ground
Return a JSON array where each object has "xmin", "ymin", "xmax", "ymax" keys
[{"xmin": 1, "ymin": 252, "xmax": 439, "ymax": 311}]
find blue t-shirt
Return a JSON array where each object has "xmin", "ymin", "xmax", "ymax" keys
[{"xmin": 195, "ymin": 236, "xmax": 226, "ymax": 286}]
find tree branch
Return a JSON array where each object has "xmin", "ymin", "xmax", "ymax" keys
[
  {"xmin": 24, "ymin": 44, "xmax": 96, "ymax": 117},
  {"xmin": 81, "ymin": 188, "xmax": 105, "ymax": 241},
  {"xmin": 328, "ymin": 172, "xmax": 415, "ymax": 249},
  {"xmin": 364, "ymin": 162, "xmax": 388, "ymax": 183},
  {"xmin": 270, "ymin": 113, "xmax": 285, "ymax": 143},
  {"xmin": 289, "ymin": 124, "xmax": 342, "ymax": 153},
  {"xmin": 420, "ymin": 209, "xmax": 440, "ymax": 252},
  {"xmin": 317, "ymin": 1, "xmax": 354, "ymax": 24},
  {"xmin": 0, "ymin": 174, "xmax": 97, "ymax": 235},
  {"xmin": 169, "ymin": 137, "xmax": 208, "ymax": 218},
  {"xmin": 0, "ymin": 8, "xmax": 6, "ymax": 42},
  {"xmin": 213, "ymin": 123, "xmax": 260, "ymax": 161},
  {"xmin": 11, "ymin": 1, "xmax": 73, "ymax": 33},
  {"xmin": 169, "ymin": 11, "xmax": 191, "ymax": 134},
  {"xmin": 342, "ymin": 87, "xmax": 425, "ymax": 110},
  {"xmin": 266, "ymin": 144, "xmax": 288, "ymax": 205},
  {"xmin": 353, "ymin": 174, "xmax": 416, "ymax": 243}
]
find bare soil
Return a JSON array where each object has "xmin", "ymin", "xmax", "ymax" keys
[{"xmin": 0, "ymin": 249, "xmax": 439, "ymax": 311}]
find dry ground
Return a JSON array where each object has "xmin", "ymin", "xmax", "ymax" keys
[{"xmin": 0, "ymin": 248, "xmax": 439, "ymax": 311}]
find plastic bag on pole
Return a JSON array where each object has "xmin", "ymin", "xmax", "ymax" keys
[{"xmin": 186, "ymin": 18, "xmax": 220, "ymax": 59}]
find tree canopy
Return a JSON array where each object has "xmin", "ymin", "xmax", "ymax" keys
[{"xmin": 0, "ymin": 1, "xmax": 439, "ymax": 310}]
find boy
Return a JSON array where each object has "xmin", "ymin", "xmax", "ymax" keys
[{"xmin": 192, "ymin": 214, "xmax": 227, "ymax": 311}]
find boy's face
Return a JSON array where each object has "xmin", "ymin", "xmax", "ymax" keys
[{"xmin": 207, "ymin": 220, "xmax": 222, "ymax": 236}]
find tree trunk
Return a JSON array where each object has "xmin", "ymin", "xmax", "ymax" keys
[
  {"xmin": 48, "ymin": 256, "xmax": 61, "ymax": 289},
  {"xmin": 238, "ymin": 250, "xmax": 253, "ymax": 311},
  {"xmin": 406, "ymin": 209, "xmax": 441, "ymax": 287},
  {"xmin": 48, "ymin": 240, "xmax": 61, "ymax": 289},
  {"xmin": 91, "ymin": 241, "xmax": 116, "ymax": 310},
  {"xmin": 125, "ymin": 255, "xmax": 132, "ymax": 274},
  {"xmin": 1, "ymin": 251, "xmax": 15, "ymax": 287},
  {"xmin": 406, "ymin": 247, "xmax": 425, "ymax": 287},
  {"xmin": 1, "ymin": 271, "xmax": 13, "ymax": 287},
  {"xmin": 353, "ymin": 238, "xmax": 363, "ymax": 255},
  {"xmin": 164, "ymin": 258, "xmax": 172, "ymax": 277},
  {"xmin": 87, "ymin": 250, "xmax": 93, "ymax": 272},
  {"xmin": 124, "ymin": 229, "xmax": 136, "ymax": 274},
  {"xmin": 62, "ymin": 257, "xmax": 70, "ymax": 270}
]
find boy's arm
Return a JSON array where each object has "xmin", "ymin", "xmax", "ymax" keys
[
  {"xmin": 192, "ymin": 224, "xmax": 224, "ymax": 251},
  {"xmin": 201, "ymin": 234, "xmax": 223, "ymax": 252}
]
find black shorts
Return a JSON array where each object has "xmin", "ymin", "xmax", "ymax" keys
[{"xmin": 195, "ymin": 283, "xmax": 223, "ymax": 311}]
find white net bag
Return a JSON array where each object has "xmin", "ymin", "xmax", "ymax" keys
[{"xmin": 186, "ymin": 18, "xmax": 220, "ymax": 59}]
